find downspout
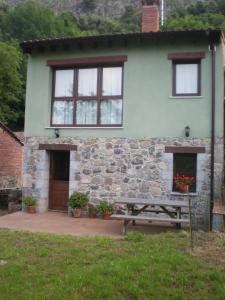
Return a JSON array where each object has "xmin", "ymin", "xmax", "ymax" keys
[{"xmin": 209, "ymin": 42, "xmax": 216, "ymax": 231}]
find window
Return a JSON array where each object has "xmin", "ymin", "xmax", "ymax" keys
[
  {"xmin": 78, "ymin": 68, "xmax": 97, "ymax": 96},
  {"xmin": 51, "ymin": 66, "xmax": 123, "ymax": 126},
  {"xmin": 173, "ymin": 153, "xmax": 197, "ymax": 193},
  {"xmin": 173, "ymin": 61, "xmax": 201, "ymax": 96}
]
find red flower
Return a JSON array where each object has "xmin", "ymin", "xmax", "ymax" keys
[{"xmin": 174, "ymin": 173, "xmax": 195, "ymax": 187}]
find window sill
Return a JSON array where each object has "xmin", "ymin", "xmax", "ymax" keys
[
  {"xmin": 45, "ymin": 126, "xmax": 124, "ymax": 129},
  {"xmin": 170, "ymin": 192, "xmax": 198, "ymax": 197},
  {"xmin": 169, "ymin": 96, "xmax": 203, "ymax": 100}
]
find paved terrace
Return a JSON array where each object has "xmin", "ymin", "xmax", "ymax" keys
[{"xmin": 0, "ymin": 212, "xmax": 178, "ymax": 237}]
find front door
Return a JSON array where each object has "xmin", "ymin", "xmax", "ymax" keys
[{"xmin": 49, "ymin": 151, "xmax": 70, "ymax": 211}]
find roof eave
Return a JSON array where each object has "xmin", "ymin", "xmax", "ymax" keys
[{"xmin": 20, "ymin": 29, "xmax": 223, "ymax": 54}]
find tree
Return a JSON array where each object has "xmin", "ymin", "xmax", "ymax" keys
[
  {"xmin": 81, "ymin": 0, "xmax": 96, "ymax": 13},
  {"xmin": 169, "ymin": 0, "xmax": 225, "ymax": 19},
  {"xmin": 1, "ymin": 0, "xmax": 81, "ymax": 42},
  {"xmin": 0, "ymin": 42, "xmax": 23, "ymax": 128},
  {"xmin": 186, "ymin": 0, "xmax": 225, "ymax": 16},
  {"xmin": 77, "ymin": 15, "xmax": 123, "ymax": 35},
  {"xmin": 187, "ymin": 1, "xmax": 210, "ymax": 15},
  {"xmin": 118, "ymin": 5, "xmax": 141, "ymax": 33},
  {"xmin": 163, "ymin": 13, "xmax": 225, "ymax": 32},
  {"xmin": 57, "ymin": 11, "xmax": 82, "ymax": 37}
]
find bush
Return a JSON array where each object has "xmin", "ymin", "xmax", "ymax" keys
[
  {"xmin": 97, "ymin": 201, "xmax": 113, "ymax": 214},
  {"xmin": 22, "ymin": 197, "xmax": 36, "ymax": 206},
  {"xmin": 88, "ymin": 206, "xmax": 97, "ymax": 214},
  {"xmin": 68, "ymin": 192, "xmax": 89, "ymax": 209}
]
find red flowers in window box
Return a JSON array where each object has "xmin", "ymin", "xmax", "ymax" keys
[{"xmin": 174, "ymin": 174, "xmax": 195, "ymax": 193}]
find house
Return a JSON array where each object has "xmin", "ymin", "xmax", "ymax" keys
[
  {"xmin": 21, "ymin": 1, "xmax": 224, "ymax": 229},
  {"xmin": 0, "ymin": 121, "xmax": 24, "ymax": 189}
]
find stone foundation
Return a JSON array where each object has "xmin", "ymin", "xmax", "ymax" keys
[
  {"xmin": 0, "ymin": 176, "xmax": 22, "ymax": 189},
  {"xmin": 23, "ymin": 137, "xmax": 224, "ymax": 229},
  {"xmin": 0, "ymin": 188, "xmax": 22, "ymax": 213}
]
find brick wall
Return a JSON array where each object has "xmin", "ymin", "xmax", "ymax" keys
[
  {"xmin": 142, "ymin": 5, "xmax": 159, "ymax": 32},
  {"xmin": 0, "ymin": 128, "xmax": 23, "ymax": 188}
]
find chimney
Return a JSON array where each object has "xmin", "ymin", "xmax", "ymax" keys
[{"xmin": 141, "ymin": 0, "xmax": 160, "ymax": 33}]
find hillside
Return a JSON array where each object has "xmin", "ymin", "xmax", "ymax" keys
[{"xmin": 1, "ymin": 0, "xmax": 207, "ymax": 18}]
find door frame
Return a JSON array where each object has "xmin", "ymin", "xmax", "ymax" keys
[{"xmin": 48, "ymin": 150, "xmax": 70, "ymax": 212}]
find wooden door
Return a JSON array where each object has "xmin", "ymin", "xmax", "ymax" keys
[{"xmin": 49, "ymin": 151, "xmax": 70, "ymax": 211}]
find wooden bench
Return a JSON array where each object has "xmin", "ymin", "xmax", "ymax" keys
[
  {"xmin": 115, "ymin": 198, "xmax": 189, "ymax": 208},
  {"xmin": 112, "ymin": 214, "xmax": 190, "ymax": 234},
  {"xmin": 112, "ymin": 198, "xmax": 190, "ymax": 235}
]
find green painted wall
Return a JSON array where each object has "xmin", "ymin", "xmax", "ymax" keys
[{"xmin": 24, "ymin": 39, "xmax": 224, "ymax": 139}]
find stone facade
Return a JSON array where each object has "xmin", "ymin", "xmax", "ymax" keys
[
  {"xmin": 0, "ymin": 188, "xmax": 22, "ymax": 212},
  {"xmin": 23, "ymin": 136, "xmax": 224, "ymax": 229}
]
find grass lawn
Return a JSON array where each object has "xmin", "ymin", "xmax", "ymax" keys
[{"xmin": 0, "ymin": 229, "xmax": 225, "ymax": 300}]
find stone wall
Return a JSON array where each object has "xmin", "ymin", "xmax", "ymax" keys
[
  {"xmin": 23, "ymin": 136, "xmax": 224, "ymax": 229},
  {"xmin": 0, "ymin": 176, "xmax": 20, "ymax": 189},
  {"xmin": 0, "ymin": 189, "xmax": 22, "ymax": 212}
]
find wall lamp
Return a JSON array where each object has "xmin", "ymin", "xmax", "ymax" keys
[
  {"xmin": 185, "ymin": 126, "xmax": 190, "ymax": 138},
  {"xmin": 54, "ymin": 128, "xmax": 60, "ymax": 138}
]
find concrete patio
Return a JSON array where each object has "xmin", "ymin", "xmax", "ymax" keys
[{"xmin": 0, "ymin": 211, "xmax": 178, "ymax": 237}]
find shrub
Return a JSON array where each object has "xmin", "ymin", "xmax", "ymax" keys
[
  {"xmin": 88, "ymin": 206, "xmax": 97, "ymax": 214},
  {"xmin": 68, "ymin": 192, "xmax": 89, "ymax": 209},
  {"xmin": 22, "ymin": 197, "xmax": 36, "ymax": 206},
  {"xmin": 97, "ymin": 201, "xmax": 113, "ymax": 214}
]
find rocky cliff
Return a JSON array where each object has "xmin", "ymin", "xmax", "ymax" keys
[{"xmin": 2, "ymin": 0, "xmax": 207, "ymax": 18}]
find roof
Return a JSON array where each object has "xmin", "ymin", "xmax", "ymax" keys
[
  {"xmin": 20, "ymin": 29, "xmax": 222, "ymax": 54},
  {"xmin": 0, "ymin": 121, "xmax": 24, "ymax": 146},
  {"xmin": 14, "ymin": 132, "xmax": 24, "ymax": 144}
]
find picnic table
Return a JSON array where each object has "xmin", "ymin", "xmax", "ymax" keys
[{"xmin": 111, "ymin": 198, "xmax": 190, "ymax": 234}]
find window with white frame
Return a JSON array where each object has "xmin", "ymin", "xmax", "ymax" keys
[{"xmin": 172, "ymin": 60, "xmax": 201, "ymax": 96}]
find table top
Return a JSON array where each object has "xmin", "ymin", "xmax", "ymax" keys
[{"xmin": 115, "ymin": 198, "xmax": 189, "ymax": 208}]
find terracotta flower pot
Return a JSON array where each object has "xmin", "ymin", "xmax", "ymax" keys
[
  {"xmin": 88, "ymin": 213, "xmax": 96, "ymax": 219},
  {"xmin": 178, "ymin": 184, "xmax": 189, "ymax": 193},
  {"xmin": 103, "ymin": 212, "xmax": 112, "ymax": 220},
  {"xmin": 73, "ymin": 208, "xmax": 82, "ymax": 218},
  {"xmin": 26, "ymin": 205, "xmax": 36, "ymax": 214}
]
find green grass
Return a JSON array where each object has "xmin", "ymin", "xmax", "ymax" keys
[{"xmin": 0, "ymin": 230, "xmax": 225, "ymax": 300}]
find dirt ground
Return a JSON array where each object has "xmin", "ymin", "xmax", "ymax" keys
[
  {"xmin": 0, "ymin": 209, "xmax": 8, "ymax": 216},
  {"xmin": 0, "ymin": 211, "xmax": 181, "ymax": 238},
  {"xmin": 191, "ymin": 231, "xmax": 225, "ymax": 270}
]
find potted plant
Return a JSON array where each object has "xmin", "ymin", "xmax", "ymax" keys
[
  {"xmin": 22, "ymin": 197, "xmax": 36, "ymax": 214},
  {"xmin": 97, "ymin": 201, "xmax": 113, "ymax": 220},
  {"xmin": 114, "ymin": 204, "xmax": 125, "ymax": 214},
  {"xmin": 174, "ymin": 174, "xmax": 195, "ymax": 193},
  {"xmin": 68, "ymin": 192, "xmax": 89, "ymax": 218},
  {"xmin": 88, "ymin": 206, "xmax": 97, "ymax": 219}
]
